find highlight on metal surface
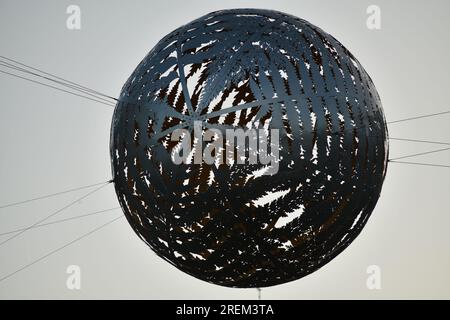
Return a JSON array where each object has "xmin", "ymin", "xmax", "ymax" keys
[{"xmin": 110, "ymin": 9, "xmax": 389, "ymax": 287}]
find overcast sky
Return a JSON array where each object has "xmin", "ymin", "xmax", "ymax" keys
[{"xmin": 0, "ymin": 0, "xmax": 449, "ymax": 299}]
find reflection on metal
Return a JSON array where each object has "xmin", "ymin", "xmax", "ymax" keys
[{"xmin": 110, "ymin": 9, "xmax": 388, "ymax": 287}]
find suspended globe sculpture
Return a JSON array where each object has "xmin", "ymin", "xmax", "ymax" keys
[{"xmin": 110, "ymin": 9, "xmax": 389, "ymax": 287}]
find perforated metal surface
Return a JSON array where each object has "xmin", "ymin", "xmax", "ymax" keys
[{"xmin": 110, "ymin": 9, "xmax": 388, "ymax": 287}]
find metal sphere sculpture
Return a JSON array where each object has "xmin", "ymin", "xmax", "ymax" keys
[{"xmin": 110, "ymin": 9, "xmax": 388, "ymax": 287}]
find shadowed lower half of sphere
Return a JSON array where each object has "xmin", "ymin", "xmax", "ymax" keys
[{"xmin": 110, "ymin": 9, "xmax": 389, "ymax": 288}]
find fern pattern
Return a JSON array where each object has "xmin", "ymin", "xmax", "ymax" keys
[{"xmin": 110, "ymin": 9, "xmax": 388, "ymax": 287}]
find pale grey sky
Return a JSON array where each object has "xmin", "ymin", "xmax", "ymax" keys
[{"xmin": 0, "ymin": 0, "xmax": 449, "ymax": 299}]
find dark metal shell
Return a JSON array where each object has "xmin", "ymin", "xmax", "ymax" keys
[{"xmin": 110, "ymin": 9, "xmax": 388, "ymax": 288}]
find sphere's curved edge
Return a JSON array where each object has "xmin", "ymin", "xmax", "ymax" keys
[{"xmin": 110, "ymin": 8, "xmax": 389, "ymax": 288}]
